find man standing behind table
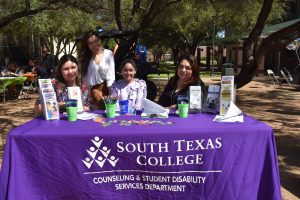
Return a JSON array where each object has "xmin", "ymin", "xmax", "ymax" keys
[{"xmin": 42, "ymin": 47, "xmax": 58, "ymax": 78}]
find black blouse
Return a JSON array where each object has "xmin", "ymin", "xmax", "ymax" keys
[{"xmin": 157, "ymin": 78, "xmax": 205, "ymax": 107}]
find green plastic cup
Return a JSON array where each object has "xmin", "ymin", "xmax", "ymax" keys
[
  {"xmin": 66, "ymin": 106, "xmax": 78, "ymax": 121},
  {"xmin": 106, "ymin": 103, "xmax": 116, "ymax": 118},
  {"xmin": 178, "ymin": 103, "xmax": 189, "ymax": 118}
]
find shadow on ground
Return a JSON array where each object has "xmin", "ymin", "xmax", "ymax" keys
[{"xmin": 236, "ymin": 82, "xmax": 300, "ymax": 198}]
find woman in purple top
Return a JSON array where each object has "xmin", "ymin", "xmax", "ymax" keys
[{"xmin": 110, "ymin": 59, "xmax": 147, "ymax": 110}]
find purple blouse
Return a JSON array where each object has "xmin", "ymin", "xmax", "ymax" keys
[{"xmin": 110, "ymin": 79, "xmax": 147, "ymax": 110}]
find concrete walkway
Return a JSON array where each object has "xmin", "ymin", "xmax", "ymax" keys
[{"xmin": 0, "ymin": 77, "xmax": 299, "ymax": 199}]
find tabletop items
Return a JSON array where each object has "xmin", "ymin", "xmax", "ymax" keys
[
  {"xmin": 35, "ymin": 76, "xmax": 241, "ymax": 122},
  {"xmin": 38, "ymin": 79, "xmax": 59, "ymax": 120},
  {"xmin": 189, "ymin": 85, "xmax": 202, "ymax": 113},
  {"xmin": 93, "ymin": 117, "xmax": 174, "ymax": 127},
  {"xmin": 67, "ymin": 86, "xmax": 84, "ymax": 112},
  {"xmin": 66, "ymin": 99, "xmax": 78, "ymax": 121},
  {"xmin": 219, "ymin": 76, "xmax": 235, "ymax": 115},
  {"xmin": 213, "ymin": 101, "xmax": 244, "ymax": 122}
]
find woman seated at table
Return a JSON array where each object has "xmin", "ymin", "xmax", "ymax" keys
[
  {"xmin": 110, "ymin": 59, "xmax": 147, "ymax": 111},
  {"xmin": 158, "ymin": 54, "xmax": 205, "ymax": 108},
  {"xmin": 34, "ymin": 54, "xmax": 93, "ymax": 114},
  {"xmin": 6, "ymin": 61, "xmax": 23, "ymax": 77}
]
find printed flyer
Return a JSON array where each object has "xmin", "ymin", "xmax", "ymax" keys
[
  {"xmin": 42, "ymin": 92, "xmax": 59, "ymax": 120},
  {"xmin": 220, "ymin": 76, "xmax": 235, "ymax": 115},
  {"xmin": 38, "ymin": 79, "xmax": 59, "ymax": 120},
  {"xmin": 205, "ymin": 85, "xmax": 220, "ymax": 111},
  {"xmin": 189, "ymin": 85, "xmax": 202, "ymax": 112},
  {"xmin": 67, "ymin": 86, "xmax": 83, "ymax": 112}
]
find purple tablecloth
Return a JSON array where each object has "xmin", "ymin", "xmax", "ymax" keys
[{"xmin": 0, "ymin": 113, "xmax": 282, "ymax": 200}]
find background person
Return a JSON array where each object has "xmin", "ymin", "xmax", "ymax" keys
[
  {"xmin": 34, "ymin": 54, "xmax": 93, "ymax": 114},
  {"xmin": 23, "ymin": 57, "xmax": 36, "ymax": 73},
  {"xmin": 157, "ymin": 54, "xmax": 205, "ymax": 108},
  {"xmin": 110, "ymin": 59, "xmax": 147, "ymax": 111},
  {"xmin": 78, "ymin": 31, "xmax": 115, "ymax": 106},
  {"xmin": 32, "ymin": 60, "xmax": 49, "ymax": 79},
  {"xmin": 6, "ymin": 61, "xmax": 23, "ymax": 77},
  {"xmin": 42, "ymin": 47, "xmax": 58, "ymax": 78},
  {"xmin": 3, "ymin": 61, "xmax": 24, "ymax": 99}
]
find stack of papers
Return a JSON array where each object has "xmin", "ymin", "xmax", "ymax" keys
[
  {"xmin": 77, "ymin": 112, "xmax": 100, "ymax": 120},
  {"xmin": 213, "ymin": 102, "xmax": 243, "ymax": 122},
  {"xmin": 141, "ymin": 99, "xmax": 169, "ymax": 118}
]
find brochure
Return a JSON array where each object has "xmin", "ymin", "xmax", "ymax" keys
[
  {"xmin": 203, "ymin": 85, "xmax": 220, "ymax": 113},
  {"xmin": 189, "ymin": 86, "xmax": 201, "ymax": 113},
  {"xmin": 42, "ymin": 92, "xmax": 59, "ymax": 120},
  {"xmin": 220, "ymin": 76, "xmax": 235, "ymax": 115},
  {"xmin": 38, "ymin": 79, "xmax": 59, "ymax": 120},
  {"xmin": 67, "ymin": 86, "xmax": 83, "ymax": 112},
  {"xmin": 38, "ymin": 79, "xmax": 53, "ymax": 89}
]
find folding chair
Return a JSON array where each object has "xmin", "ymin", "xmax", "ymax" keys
[
  {"xmin": 267, "ymin": 69, "xmax": 281, "ymax": 86},
  {"xmin": 280, "ymin": 70, "xmax": 292, "ymax": 87},
  {"xmin": 21, "ymin": 77, "xmax": 38, "ymax": 99},
  {"xmin": 282, "ymin": 67, "xmax": 293, "ymax": 82}
]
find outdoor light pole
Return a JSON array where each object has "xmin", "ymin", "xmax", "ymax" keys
[{"xmin": 211, "ymin": 18, "xmax": 215, "ymax": 76}]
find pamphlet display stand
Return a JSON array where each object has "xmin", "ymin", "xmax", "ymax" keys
[{"xmin": 38, "ymin": 79, "xmax": 59, "ymax": 120}]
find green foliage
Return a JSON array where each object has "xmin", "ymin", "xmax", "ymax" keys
[
  {"xmin": 0, "ymin": 0, "xmax": 293, "ymax": 57},
  {"xmin": 215, "ymin": 0, "xmax": 290, "ymax": 37},
  {"xmin": 2, "ymin": 5, "xmax": 105, "ymax": 54},
  {"xmin": 140, "ymin": 0, "xmax": 289, "ymax": 54}
]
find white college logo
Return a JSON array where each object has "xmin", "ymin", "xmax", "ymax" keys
[{"xmin": 82, "ymin": 136, "xmax": 119, "ymax": 169}]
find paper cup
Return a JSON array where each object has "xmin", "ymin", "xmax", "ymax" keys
[
  {"xmin": 178, "ymin": 103, "xmax": 189, "ymax": 118},
  {"xmin": 119, "ymin": 100, "xmax": 129, "ymax": 114},
  {"xmin": 106, "ymin": 104, "xmax": 116, "ymax": 118},
  {"xmin": 66, "ymin": 106, "xmax": 78, "ymax": 121}
]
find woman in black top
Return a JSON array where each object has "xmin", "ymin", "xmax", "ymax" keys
[{"xmin": 158, "ymin": 54, "xmax": 205, "ymax": 108}]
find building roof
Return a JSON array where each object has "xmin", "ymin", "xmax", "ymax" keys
[
  {"xmin": 259, "ymin": 18, "xmax": 300, "ymax": 38},
  {"xmin": 198, "ymin": 18, "xmax": 300, "ymax": 46}
]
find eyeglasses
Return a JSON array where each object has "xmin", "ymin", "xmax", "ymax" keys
[{"xmin": 88, "ymin": 39, "xmax": 100, "ymax": 46}]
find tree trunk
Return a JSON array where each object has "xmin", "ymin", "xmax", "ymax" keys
[
  {"xmin": 114, "ymin": 32, "xmax": 140, "ymax": 73},
  {"xmin": 172, "ymin": 47, "xmax": 180, "ymax": 64},
  {"xmin": 189, "ymin": 43, "xmax": 198, "ymax": 56},
  {"xmin": 235, "ymin": 0, "xmax": 274, "ymax": 88}
]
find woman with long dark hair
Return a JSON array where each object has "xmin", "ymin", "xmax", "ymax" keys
[
  {"xmin": 34, "ymin": 54, "xmax": 93, "ymax": 113},
  {"xmin": 158, "ymin": 54, "xmax": 205, "ymax": 108},
  {"xmin": 110, "ymin": 59, "xmax": 147, "ymax": 111},
  {"xmin": 78, "ymin": 31, "xmax": 114, "ymax": 108}
]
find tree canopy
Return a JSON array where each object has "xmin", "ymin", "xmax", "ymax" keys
[{"xmin": 0, "ymin": 0, "xmax": 296, "ymax": 87}]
